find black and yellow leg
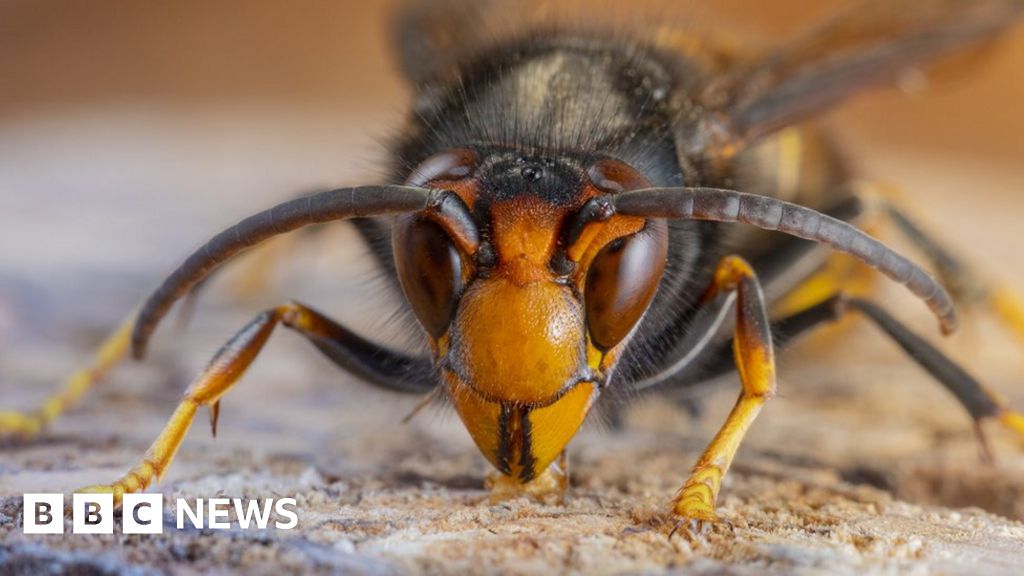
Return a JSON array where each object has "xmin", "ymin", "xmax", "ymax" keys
[
  {"xmin": 770, "ymin": 250, "xmax": 876, "ymax": 319},
  {"xmin": 0, "ymin": 313, "xmax": 135, "ymax": 441},
  {"xmin": 844, "ymin": 296, "xmax": 1024, "ymax": 442},
  {"xmin": 700, "ymin": 294, "xmax": 1024, "ymax": 445},
  {"xmin": 78, "ymin": 301, "xmax": 434, "ymax": 505},
  {"xmin": 865, "ymin": 185, "xmax": 982, "ymax": 303},
  {"xmin": 2, "ymin": 296, "xmax": 432, "ymax": 443},
  {"xmin": 866, "ymin": 184, "xmax": 1024, "ymax": 345},
  {"xmin": 662, "ymin": 286, "xmax": 1022, "ymax": 536},
  {"xmin": 889, "ymin": 207, "xmax": 1024, "ymax": 345},
  {"xmin": 784, "ymin": 295, "xmax": 1024, "ymax": 442},
  {"xmin": 781, "ymin": 185, "xmax": 1024, "ymax": 347},
  {"xmin": 671, "ymin": 256, "xmax": 776, "ymax": 533}
]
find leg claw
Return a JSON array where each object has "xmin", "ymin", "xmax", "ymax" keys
[
  {"xmin": 670, "ymin": 517, "xmax": 711, "ymax": 540},
  {"xmin": 669, "ymin": 498, "xmax": 725, "ymax": 540},
  {"xmin": 669, "ymin": 513, "xmax": 735, "ymax": 540},
  {"xmin": 77, "ymin": 483, "xmax": 128, "ymax": 507}
]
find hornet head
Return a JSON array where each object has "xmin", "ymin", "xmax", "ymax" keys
[{"xmin": 392, "ymin": 148, "xmax": 668, "ymax": 485}]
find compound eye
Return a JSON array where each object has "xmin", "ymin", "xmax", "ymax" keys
[
  {"xmin": 406, "ymin": 149, "xmax": 479, "ymax": 187},
  {"xmin": 393, "ymin": 217, "xmax": 464, "ymax": 339},
  {"xmin": 587, "ymin": 158, "xmax": 650, "ymax": 194},
  {"xmin": 584, "ymin": 220, "xmax": 669, "ymax": 351}
]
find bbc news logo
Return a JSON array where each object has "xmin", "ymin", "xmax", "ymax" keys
[{"xmin": 23, "ymin": 493, "xmax": 299, "ymax": 534}]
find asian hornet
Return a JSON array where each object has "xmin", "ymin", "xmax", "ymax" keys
[{"xmin": 3, "ymin": 0, "xmax": 1024, "ymax": 535}]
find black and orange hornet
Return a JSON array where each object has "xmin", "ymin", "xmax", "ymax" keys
[{"xmin": 3, "ymin": 0, "xmax": 1024, "ymax": 535}]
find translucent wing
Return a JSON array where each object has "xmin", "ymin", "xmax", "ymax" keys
[
  {"xmin": 393, "ymin": 0, "xmax": 506, "ymax": 86},
  {"xmin": 715, "ymin": 0, "xmax": 1024, "ymax": 146}
]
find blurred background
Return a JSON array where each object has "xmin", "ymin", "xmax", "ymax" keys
[{"xmin": 1, "ymin": 0, "xmax": 1023, "ymax": 498}]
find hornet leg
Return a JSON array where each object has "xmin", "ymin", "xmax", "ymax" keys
[
  {"xmin": 689, "ymin": 294, "xmax": 1024, "ymax": 448},
  {"xmin": 0, "ymin": 314, "xmax": 135, "ymax": 440},
  {"xmin": 1, "ymin": 298, "xmax": 433, "ymax": 443},
  {"xmin": 75, "ymin": 300, "xmax": 432, "ymax": 505},
  {"xmin": 671, "ymin": 255, "xmax": 776, "ymax": 533},
  {"xmin": 865, "ymin": 182, "xmax": 1024, "ymax": 345}
]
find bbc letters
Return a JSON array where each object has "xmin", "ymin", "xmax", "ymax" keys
[{"xmin": 23, "ymin": 493, "xmax": 299, "ymax": 534}]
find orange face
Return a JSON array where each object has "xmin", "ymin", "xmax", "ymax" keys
[{"xmin": 393, "ymin": 149, "xmax": 668, "ymax": 483}]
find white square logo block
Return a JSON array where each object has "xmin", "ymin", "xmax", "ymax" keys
[
  {"xmin": 72, "ymin": 493, "xmax": 114, "ymax": 534},
  {"xmin": 23, "ymin": 494, "xmax": 64, "ymax": 534},
  {"xmin": 122, "ymin": 493, "xmax": 164, "ymax": 534}
]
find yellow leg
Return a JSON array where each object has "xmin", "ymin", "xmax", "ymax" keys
[
  {"xmin": 78, "ymin": 301, "xmax": 337, "ymax": 505},
  {"xmin": 787, "ymin": 181, "xmax": 1024, "ymax": 351},
  {"xmin": 987, "ymin": 285, "xmax": 1024, "ymax": 346},
  {"xmin": 1001, "ymin": 410, "xmax": 1024, "ymax": 437},
  {"xmin": 672, "ymin": 256, "xmax": 776, "ymax": 532},
  {"xmin": 771, "ymin": 252, "xmax": 874, "ymax": 319},
  {"xmin": 779, "ymin": 291, "xmax": 1024, "ymax": 452},
  {"xmin": 860, "ymin": 182, "xmax": 1024, "ymax": 343},
  {"xmin": 0, "ymin": 313, "xmax": 135, "ymax": 440}
]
